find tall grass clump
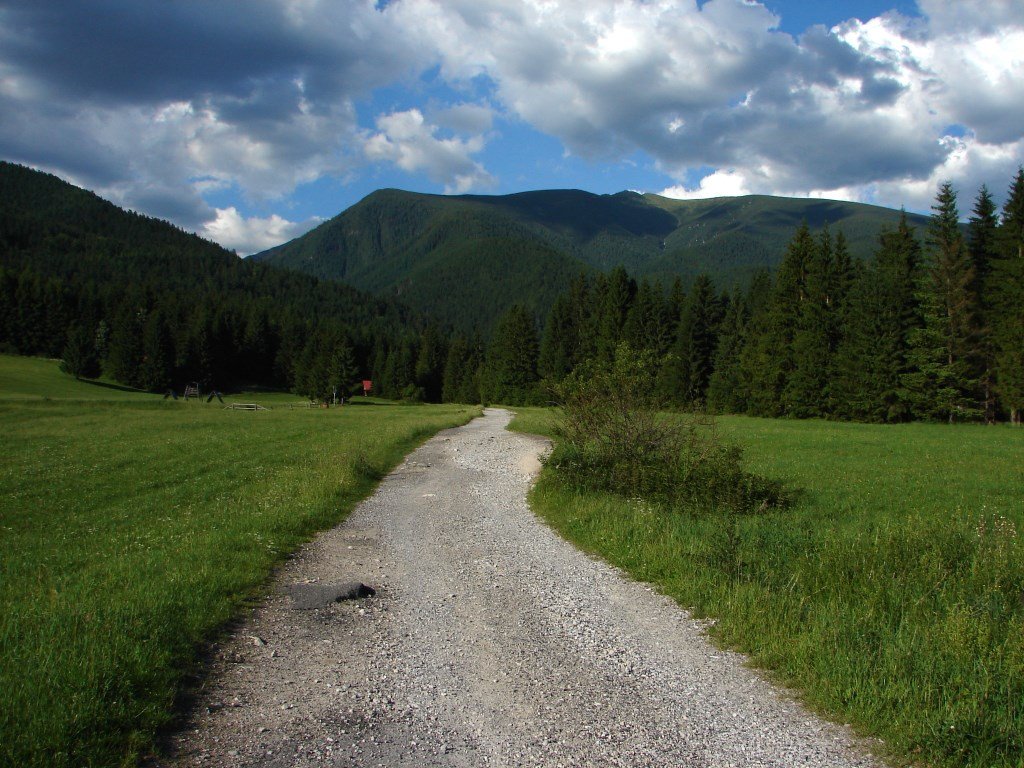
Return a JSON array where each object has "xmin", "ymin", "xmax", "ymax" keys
[{"xmin": 548, "ymin": 344, "xmax": 790, "ymax": 515}]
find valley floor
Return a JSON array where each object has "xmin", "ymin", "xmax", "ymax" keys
[{"xmin": 160, "ymin": 409, "xmax": 879, "ymax": 767}]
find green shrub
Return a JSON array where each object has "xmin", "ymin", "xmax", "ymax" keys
[{"xmin": 549, "ymin": 344, "xmax": 790, "ymax": 514}]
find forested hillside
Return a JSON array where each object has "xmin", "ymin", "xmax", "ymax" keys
[
  {"xmin": 5, "ymin": 160, "xmax": 1020, "ymax": 423},
  {"xmin": 255, "ymin": 187, "xmax": 934, "ymax": 331},
  {"xmin": 487, "ymin": 172, "xmax": 1023, "ymax": 423},
  {"xmin": 0, "ymin": 162, "xmax": 444, "ymax": 401}
]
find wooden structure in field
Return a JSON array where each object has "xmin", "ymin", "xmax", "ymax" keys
[{"xmin": 183, "ymin": 382, "xmax": 200, "ymax": 400}]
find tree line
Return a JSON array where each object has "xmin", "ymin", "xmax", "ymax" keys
[
  {"xmin": 3, "ymin": 160, "xmax": 1021, "ymax": 421},
  {"xmin": 469, "ymin": 172, "xmax": 1024, "ymax": 423}
]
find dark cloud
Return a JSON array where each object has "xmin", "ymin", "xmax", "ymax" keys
[{"xmin": 0, "ymin": 0, "xmax": 314, "ymax": 106}]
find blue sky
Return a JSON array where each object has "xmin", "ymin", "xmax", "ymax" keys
[{"xmin": 1, "ymin": 0, "xmax": 1021, "ymax": 253}]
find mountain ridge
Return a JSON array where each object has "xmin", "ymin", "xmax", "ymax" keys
[{"xmin": 253, "ymin": 186, "xmax": 934, "ymax": 332}]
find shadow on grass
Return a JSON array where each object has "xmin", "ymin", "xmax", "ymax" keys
[{"xmin": 79, "ymin": 378, "xmax": 149, "ymax": 394}]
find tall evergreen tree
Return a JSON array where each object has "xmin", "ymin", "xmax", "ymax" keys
[
  {"xmin": 442, "ymin": 335, "xmax": 473, "ymax": 403},
  {"xmin": 746, "ymin": 224, "xmax": 815, "ymax": 415},
  {"xmin": 482, "ymin": 305, "xmax": 540, "ymax": 405},
  {"xmin": 903, "ymin": 182, "xmax": 981, "ymax": 421},
  {"xmin": 328, "ymin": 334, "xmax": 359, "ymax": 401},
  {"xmin": 60, "ymin": 323, "xmax": 101, "ymax": 380},
  {"xmin": 991, "ymin": 168, "xmax": 1024, "ymax": 423},
  {"xmin": 137, "ymin": 310, "xmax": 173, "ymax": 392},
  {"xmin": 623, "ymin": 279, "xmax": 673, "ymax": 359},
  {"xmin": 968, "ymin": 185, "xmax": 1000, "ymax": 421},
  {"xmin": 106, "ymin": 303, "xmax": 145, "ymax": 388},
  {"xmin": 784, "ymin": 225, "xmax": 833, "ymax": 416},
  {"xmin": 832, "ymin": 215, "xmax": 920, "ymax": 421},
  {"xmin": 538, "ymin": 294, "xmax": 578, "ymax": 382},
  {"xmin": 594, "ymin": 267, "xmax": 635, "ymax": 363},
  {"xmin": 414, "ymin": 324, "xmax": 446, "ymax": 402},
  {"xmin": 660, "ymin": 274, "xmax": 720, "ymax": 405},
  {"xmin": 733, "ymin": 270, "xmax": 773, "ymax": 415},
  {"xmin": 706, "ymin": 291, "xmax": 747, "ymax": 413}
]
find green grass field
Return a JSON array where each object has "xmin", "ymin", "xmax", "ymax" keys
[
  {"xmin": 511, "ymin": 407, "xmax": 1024, "ymax": 768},
  {"xmin": 0, "ymin": 356, "xmax": 479, "ymax": 767}
]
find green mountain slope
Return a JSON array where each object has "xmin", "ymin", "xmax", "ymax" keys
[
  {"xmin": 254, "ymin": 187, "xmax": 933, "ymax": 330},
  {"xmin": 0, "ymin": 160, "xmax": 412, "ymax": 333},
  {"xmin": 0, "ymin": 161, "xmax": 420, "ymax": 390}
]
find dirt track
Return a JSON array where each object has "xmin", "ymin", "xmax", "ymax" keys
[{"xmin": 161, "ymin": 408, "xmax": 879, "ymax": 767}]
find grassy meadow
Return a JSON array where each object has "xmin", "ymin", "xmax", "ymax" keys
[
  {"xmin": 0, "ymin": 355, "xmax": 478, "ymax": 767},
  {"xmin": 511, "ymin": 408, "xmax": 1024, "ymax": 768}
]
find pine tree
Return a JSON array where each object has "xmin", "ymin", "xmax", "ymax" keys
[
  {"xmin": 747, "ymin": 225, "xmax": 815, "ymax": 415},
  {"xmin": 733, "ymin": 270, "xmax": 773, "ymax": 415},
  {"xmin": 991, "ymin": 167, "xmax": 1024, "ymax": 423},
  {"xmin": 594, "ymin": 267, "xmax": 635, "ymax": 363},
  {"xmin": 784, "ymin": 225, "xmax": 832, "ymax": 417},
  {"xmin": 414, "ymin": 324, "xmax": 446, "ymax": 402},
  {"xmin": 968, "ymin": 185, "xmax": 1000, "ymax": 421},
  {"xmin": 482, "ymin": 305, "xmax": 540, "ymax": 405},
  {"xmin": 106, "ymin": 303, "xmax": 145, "ymax": 388},
  {"xmin": 660, "ymin": 274, "xmax": 720, "ymax": 405},
  {"xmin": 903, "ymin": 182, "xmax": 981, "ymax": 421},
  {"xmin": 457, "ymin": 336, "xmax": 484, "ymax": 404},
  {"xmin": 538, "ymin": 295, "xmax": 578, "ymax": 382},
  {"xmin": 137, "ymin": 310, "xmax": 174, "ymax": 392},
  {"xmin": 442, "ymin": 335, "xmax": 470, "ymax": 403},
  {"xmin": 328, "ymin": 334, "xmax": 358, "ymax": 402},
  {"xmin": 832, "ymin": 215, "xmax": 920, "ymax": 421},
  {"xmin": 623, "ymin": 279, "xmax": 673, "ymax": 359},
  {"xmin": 706, "ymin": 291, "xmax": 747, "ymax": 413},
  {"xmin": 60, "ymin": 323, "xmax": 101, "ymax": 380},
  {"xmin": 824, "ymin": 230, "xmax": 856, "ymax": 414}
]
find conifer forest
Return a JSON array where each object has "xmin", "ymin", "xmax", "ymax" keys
[{"xmin": 2, "ymin": 160, "xmax": 1023, "ymax": 424}]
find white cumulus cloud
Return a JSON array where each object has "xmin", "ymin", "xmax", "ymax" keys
[
  {"xmin": 202, "ymin": 207, "xmax": 321, "ymax": 255},
  {"xmin": 364, "ymin": 108, "xmax": 495, "ymax": 193},
  {"xmin": 661, "ymin": 169, "xmax": 751, "ymax": 199}
]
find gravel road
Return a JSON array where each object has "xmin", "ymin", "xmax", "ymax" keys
[{"xmin": 160, "ymin": 408, "xmax": 880, "ymax": 767}]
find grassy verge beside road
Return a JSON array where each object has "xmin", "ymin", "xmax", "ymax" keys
[
  {"xmin": 0, "ymin": 355, "xmax": 478, "ymax": 767},
  {"xmin": 511, "ymin": 407, "xmax": 1024, "ymax": 768}
]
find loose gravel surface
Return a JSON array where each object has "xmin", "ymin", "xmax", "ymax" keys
[{"xmin": 160, "ymin": 408, "xmax": 880, "ymax": 767}]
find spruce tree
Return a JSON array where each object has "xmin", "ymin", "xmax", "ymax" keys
[
  {"xmin": 784, "ymin": 225, "xmax": 832, "ymax": 417},
  {"xmin": 678, "ymin": 275, "xmax": 721, "ymax": 405},
  {"xmin": 903, "ymin": 182, "xmax": 981, "ymax": 421},
  {"xmin": 968, "ymin": 185, "xmax": 1000, "ymax": 421},
  {"xmin": 137, "ymin": 310, "xmax": 174, "ymax": 392},
  {"xmin": 623, "ymin": 279, "xmax": 673, "ymax": 359},
  {"xmin": 328, "ymin": 335, "xmax": 358, "ymax": 402},
  {"xmin": 595, "ymin": 267, "xmax": 635, "ymax": 363},
  {"xmin": 830, "ymin": 259, "xmax": 876, "ymax": 420},
  {"xmin": 106, "ymin": 303, "xmax": 145, "ymax": 388},
  {"xmin": 442, "ymin": 335, "xmax": 470, "ymax": 403},
  {"xmin": 414, "ymin": 324, "xmax": 446, "ymax": 402},
  {"xmin": 482, "ymin": 305, "xmax": 540, "ymax": 405},
  {"xmin": 991, "ymin": 167, "xmax": 1024, "ymax": 423},
  {"xmin": 733, "ymin": 270, "xmax": 773, "ymax": 415},
  {"xmin": 538, "ymin": 295, "xmax": 578, "ymax": 382},
  {"xmin": 832, "ymin": 215, "xmax": 920, "ymax": 421},
  {"xmin": 457, "ymin": 336, "xmax": 484, "ymax": 404},
  {"xmin": 747, "ymin": 224, "xmax": 815, "ymax": 415},
  {"xmin": 60, "ymin": 323, "xmax": 101, "ymax": 380},
  {"xmin": 706, "ymin": 291, "xmax": 747, "ymax": 413},
  {"xmin": 824, "ymin": 231, "xmax": 856, "ymax": 414}
]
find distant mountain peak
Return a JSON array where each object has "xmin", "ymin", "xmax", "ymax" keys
[{"xmin": 251, "ymin": 186, "xmax": 933, "ymax": 333}]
